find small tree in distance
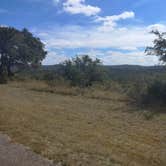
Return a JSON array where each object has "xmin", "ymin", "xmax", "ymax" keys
[{"xmin": 60, "ymin": 55, "xmax": 105, "ymax": 87}]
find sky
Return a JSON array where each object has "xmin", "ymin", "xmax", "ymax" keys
[{"xmin": 0, "ymin": 0, "xmax": 166, "ymax": 66}]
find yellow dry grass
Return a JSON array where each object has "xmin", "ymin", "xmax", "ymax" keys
[{"xmin": 0, "ymin": 81, "xmax": 165, "ymax": 166}]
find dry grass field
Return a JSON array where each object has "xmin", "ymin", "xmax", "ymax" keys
[{"xmin": 0, "ymin": 81, "xmax": 165, "ymax": 166}]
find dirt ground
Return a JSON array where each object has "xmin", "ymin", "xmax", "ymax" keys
[
  {"xmin": 0, "ymin": 133, "xmax": 56, "ymax": 166},
  {"xmin": 0, "ymin": 81, "xmax": 165, "ymax": 166}
]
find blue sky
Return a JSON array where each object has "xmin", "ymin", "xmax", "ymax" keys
[{"xmin": 1, "ymin": 0, "xmax": 166, "ymax": 65}]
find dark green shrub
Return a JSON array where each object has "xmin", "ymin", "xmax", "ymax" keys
[
  {"xmin": 126, "ymin": 80, "xmax": 148, "ymax": 103},
  {"xmin": 43, "ymin": 71, "xmax": 67, "ymax": 87},
  {"xmin": 60, "ymin": 55, "xmax": 106, "ymax": 87},
  {"xmin": 0, "ymin": 69, "xmax": 8, "ymax": 84},
  {"xmin": 142, "ymin": 80, "xmax": 166, "ymax": 106}
]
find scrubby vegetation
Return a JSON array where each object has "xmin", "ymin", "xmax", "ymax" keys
[
  {"xmin": 59, "ymin": 55, "xmax": 106, "ymax": 87},
  {"xmin": 1, "ymin": 27, "xmax": 166, "ymax": 110},
  {"xmin": 12, "ymin": 62, "xmax": 166, "ymax": 112},
  {"xmin": 0, "ymin": 27, "xmax": 166, "ymax": 165},
  {"xmin": 10, "ymin": 61, "xmax": 166, "ymax": 111},
  {"xmin": 142, "ymin": 80, "xmax": 166, "ymax": 106}
]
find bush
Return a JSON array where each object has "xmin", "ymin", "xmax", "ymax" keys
[
  {"xmin": 60, "ymin": 55, "xmax": 106, "ymax": 87},
  {"xmin": 0, "ymin": 75, "xmax": 7, "ymax": 84},
  {"xmin": 126, "ymin": 80, "xmax": 148, "ymax": 103},
  {"xmin": 142, "ymin": 80, "xmax": 166, "ymax": 106},
  {"xmin": 43, "ymin": 71, "xmax": 67, "ymax": 87},
  {"xmin": 0, "ymin": 69, "xmax": 8, "ymax": 84}
]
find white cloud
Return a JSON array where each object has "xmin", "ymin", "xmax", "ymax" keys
[
  {"xmin": 147, "ymin": 24, "xmax": 166, "ymax": 32},
  {"xmin": 32, "ymin": 7, "xmax": 165, "ymax": 66},
  {"xmin": 0, "ymin": 24, "xmax": 8, "ymax": 27},
  {"xmin": 42, "ymin": 51, "xmax": 68, "ymax": 65},
  {"xmin": 36, "ymin": 22, "xmax": 164, "ymax": 65},
  {"xmin": 62, "ymin": 0, "xmax": 101, "ymax": 16},
  {"xmin": 71, "ymin": 49, "xmax": 159, "ymax": 66},
  {"xmin": 101, "ymin": 50, "xmax": 159, "ymax": 66},
  {"xmin": 95, "ymin": 11, "xmax": 135, "ymax": 31},
  {"xmin": 42, "ymin": 49, "xmax": 160, "ymax": 66},
  {"xmin": 37, "ymin": 23, "xmax": 160, "ymax": 50}
]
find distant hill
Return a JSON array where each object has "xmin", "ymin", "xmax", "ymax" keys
[
  {"xmin": 105, "ymin": 65, "xmax": 165, "ymax": 71},
  {"xmin": 42, "ymin": 65, "xmax": 60, "ymax": 71},
  {"xmin": 39, "ymin": 65, "xmax": 166, "ymax": 83},
  {"xmin": 42, "ymin": 64, "xmax": 166, "ymax": 71}
]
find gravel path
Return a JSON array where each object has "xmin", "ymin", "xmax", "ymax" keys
[{"xmin": 0, "ymin": 133, "xmax": 56, "ymax": 166}]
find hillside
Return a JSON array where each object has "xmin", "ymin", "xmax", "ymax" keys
[{"xmin": 0, "ymin": 81, "xmax": 165, "ymax": 166}]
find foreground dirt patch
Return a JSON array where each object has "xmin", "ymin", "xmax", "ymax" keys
[
  {"xmin": 0, "ymin": 82, "xmax": 165, "ymax": 166},
  {"xmin": 0, "ymin": 133, "xmax": 55, "ymax": 166}
]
